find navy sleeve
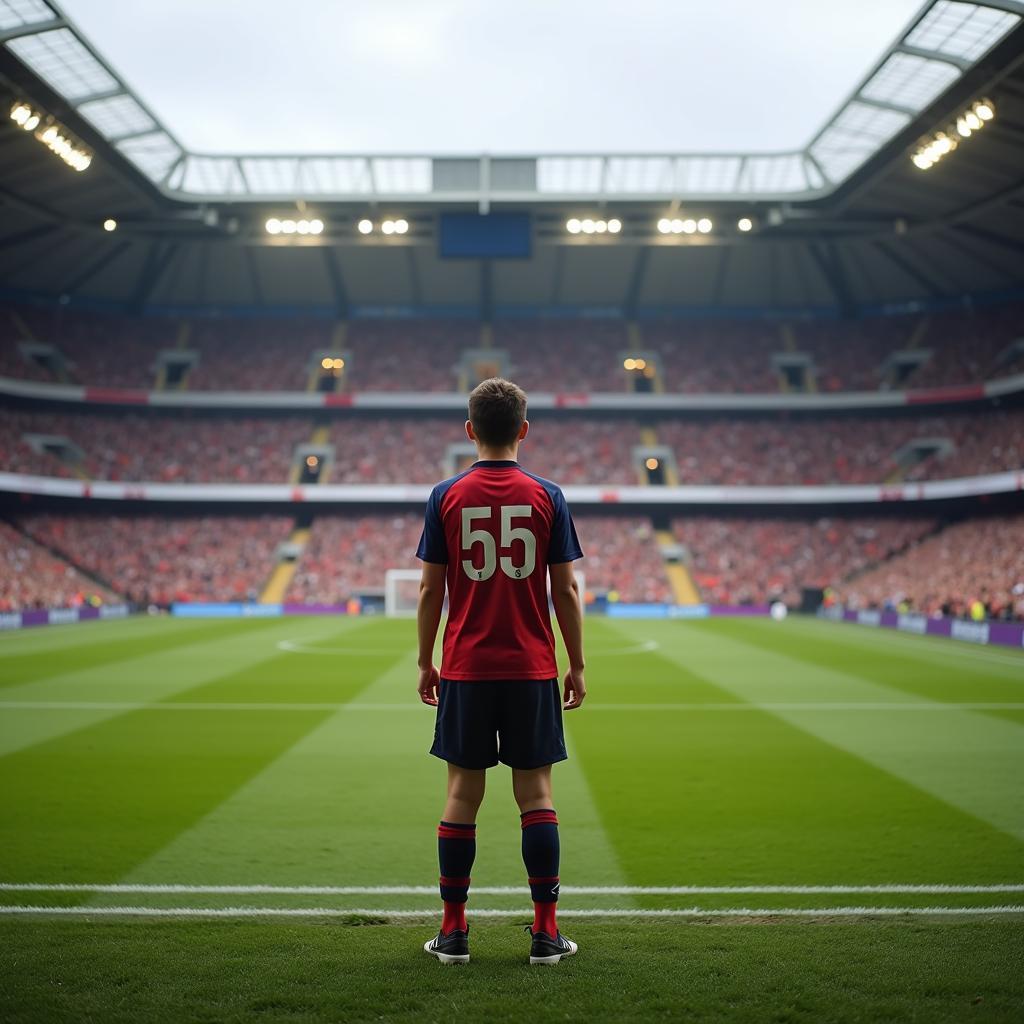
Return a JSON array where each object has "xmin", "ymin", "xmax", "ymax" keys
[
  {"xmin": 415, "ymin": 486, "xmax": 448, "ymax": 564},
  {"xmin": 548, "ymin": 487, "xmax": 584, "ymax": 564}
]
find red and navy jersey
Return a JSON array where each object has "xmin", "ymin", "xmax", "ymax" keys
[{"xmin": 416, "ymin": 460, "xmax": 583, "ymax": 680}]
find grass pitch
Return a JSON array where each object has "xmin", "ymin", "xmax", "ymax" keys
[{"xmin": 1, "ymin": 613, "xmax": 1023, "ymax": 1022}]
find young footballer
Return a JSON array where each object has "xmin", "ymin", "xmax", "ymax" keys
[{"xmin": 416, "ymin": 377, "xmax": 586, "ymax": 966}]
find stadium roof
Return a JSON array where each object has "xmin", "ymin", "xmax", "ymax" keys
[
  {"xmin": 1, "ymin": 0, "xmax": 1023, "ymax": 314},
  {"xmin": 1, "ymin": 0, "xmax": 1021, "ymax": 201}
]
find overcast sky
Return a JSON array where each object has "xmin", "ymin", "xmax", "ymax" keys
[{"xmin": 61, "ymin": 0, "xmax": 924, "ymax": 154}]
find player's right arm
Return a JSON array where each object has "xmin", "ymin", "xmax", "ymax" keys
[{"xmin": 550, "ymin": 561, "xmax": 586, "ymax": 710}]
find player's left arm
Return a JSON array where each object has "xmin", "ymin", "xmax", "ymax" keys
[{"xmin": 416, "ymin": 561, "xmax": 446, "ymax": 706}]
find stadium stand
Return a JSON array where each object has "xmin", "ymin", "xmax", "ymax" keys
[
  {"xmin": 673, "ymin": 516, "xmax": 937, "ymax": 606},
  {"xmin": 19, "ymin": 515, "xmax": 292, "ymax": 606},
  {"xmin": 4, "ymin": 303, "xmax": 1024, "ymax": 394},
  {"xmin": 0, "ymin": 520, "xmax": 118, "ymax": 612},
  {"xmin": 839, "ymin": 514, "xmax": 1024, "ymax": 620},
  {"xmin": 4, "ymin": 407, "xmax": 1020, "ymax": 485}
]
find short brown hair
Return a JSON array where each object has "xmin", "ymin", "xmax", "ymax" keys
[{"xmin": 468, "ymin": 377, "xmax": 527, "ymax": 448}]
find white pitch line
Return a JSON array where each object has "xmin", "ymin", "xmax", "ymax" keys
[
  {"xmin": 2, "ymin": 905, "xmax": 1022, "ymax": 919},
  {"xmin": 3, "ymin": 702, "xmax": 1024, "ymax": 713},
  {"xmin": 2, "ymin": 883, "xmax": 1021, "ymax": 895},
  {"xmin": 275, "ymin": 639, "xmax": 660, "ymax": 657}
]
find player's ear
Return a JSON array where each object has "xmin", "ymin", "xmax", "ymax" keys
[
  {"xmin": 465, "ymin": 420, "xmax": 475, "ymax": 442},
  {"xmin": 519, "ymin": 420, "xmax": 529, "ymax": 442}
]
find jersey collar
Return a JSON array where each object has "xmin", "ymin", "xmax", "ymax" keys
[{"xmin": 473, "ymin": 459, "xmax": 519, "ymax": 468}]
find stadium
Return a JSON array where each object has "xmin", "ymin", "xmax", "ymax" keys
[{"xmin": 1, "ymin": 0, "xmax": 1023, "ymax": 1019}]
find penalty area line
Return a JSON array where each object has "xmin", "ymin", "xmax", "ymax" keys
[
  {"xmin": 2, "ymin": 883, "xmax": 1023, "ymax": 895},
  {"xmin": 2, "ymin": 905, "xmax": 1022, "ymax": 919}
]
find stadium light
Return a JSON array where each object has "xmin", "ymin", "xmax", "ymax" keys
[
  {"xmin": 103, "ymin": 219, "xmax": 117, "ymax": 232},
  {"xmin": 357, "ymin": 219, "xmax": 374, "ymax": 235},
  {"xmin": 381, "ymin": 220, "xmax": 396, "ymax": 235},
  {"xmin": 697, "ymin": 218, "xmax": 713, "ymax": 234},
  {"xmin": 394, "ymin": 219, "xmax": 409, "ymax": 235},
  {"xmin": 682, "ymin": 219, "xmax": 697, "ymax": 234},
  {"xmin": 657, "ymin": 218, "xmax": 671, "ymax": 234},
  {"xmin": 10, "ymin": 102, "xmax": 92, "ymax": 172},
  {"xmin": 266, "ymin": 217, "xmax": 323, "ymax": 236},
  {"xmin": 737, "ymin": 217, "xmax": 753, "ymax": 232},
  {"xmin": 911, "ymin": 98, "xmax": 995, "ymax": 170},
  {"xmin": 567, "ymin": 216, "xmax": 619, "ymax": 237},
  {"xmin": 645, "ymin": 457, "xmax": 659, "ymax": 470}
]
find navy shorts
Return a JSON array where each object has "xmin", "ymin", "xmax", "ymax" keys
[{"xmin": 429, "ymin": 678, "xmax": 568, "ymax": 771}]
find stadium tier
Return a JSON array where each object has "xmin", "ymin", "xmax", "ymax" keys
[
  {"xmin": 838, "ymin": 514, "xmax": 1024, "ymax": 620},
  {"xmin": 3, "ymin": 303, "xmax": 1024, "ymax": 395},
  {"xmin": 3, "ymin": 406, "xmax": 1022, "ymax": 486}
]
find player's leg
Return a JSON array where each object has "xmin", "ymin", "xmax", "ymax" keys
[
  {"xmin": 425, "ymin": 680, "xmax": 498, "ymax": 964},
  {"xmin": 500, "ymin": 680, "xmax": 577, "ymax": 965}
]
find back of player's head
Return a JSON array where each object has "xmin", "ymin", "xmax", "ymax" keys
[{"xmin": 468, "ymin": 377, "xmax": 527, "ymax": 448}]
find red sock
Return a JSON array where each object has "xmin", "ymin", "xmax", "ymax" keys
[
  {"xmin": 533, "ymin": 900, "xmax": 557, "ymax": 939},
  {"xmin": 441, "ymin": 900, "xmax": 467, "ymax": 935}
]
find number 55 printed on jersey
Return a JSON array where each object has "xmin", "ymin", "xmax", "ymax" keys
[{"xmin": 461, "ymin": 505, "xmax": 537, "ymax": 582}]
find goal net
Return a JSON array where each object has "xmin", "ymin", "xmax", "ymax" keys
[{"xmin": 384, "ymin": 569, "xmax": 587, "ymax": 618}]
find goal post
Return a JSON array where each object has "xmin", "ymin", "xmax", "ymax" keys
[
  {"xmin": 385, "ymin": 569, "xmax": 422, "ymax": 618},
  {"xmin": 384, "ymin": 568, "xmax": 586, "ymax": 618}
]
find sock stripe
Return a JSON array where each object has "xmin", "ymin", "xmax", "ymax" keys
[
  {"xmin": 439, "ymin": 821, "xmax": 477, "ymax": 830},
  {"xmin": 437, "ymin": 826, "xmax": 476, "ymax": 839},
  {"xmin": 439, "ymin": 876, "xmax": 471, "ymax": 886},
  {"xmin": 521, "ymin": 809, "xmax": 558, "ymax": 828},
  {"xmin": 528, "ymin": 876, "xmax": 560, "ymax": 884}
]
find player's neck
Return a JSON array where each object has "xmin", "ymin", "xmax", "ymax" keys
[{"xmin": 474, "ymin": 444, "xmax": 518, "ymax": 463}]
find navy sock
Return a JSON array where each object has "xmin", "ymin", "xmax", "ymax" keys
[
  {"xmin": 437, "ymin": 820, "xmax": 476, "ymax": 933},
  {"xmin": 521, "ymin": 808, "xmax": 559, "ymax": 936}
]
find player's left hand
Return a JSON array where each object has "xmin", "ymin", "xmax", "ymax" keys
[{"xmin": 417, "ymin": 664, "xmax": 440, "ymax": 706}]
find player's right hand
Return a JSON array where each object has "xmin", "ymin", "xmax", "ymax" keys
[
  {"xmin": 563, "ymin": 667, "xmax": 586, "ymax": 711},
  {"xmin": 417, "ymin": 664, "xmax": 440, "ymax": 706}
]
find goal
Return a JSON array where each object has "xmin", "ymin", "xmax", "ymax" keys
[{"xmin": 384, "ymin": 568, "xmax": 586, "ymax": 618}]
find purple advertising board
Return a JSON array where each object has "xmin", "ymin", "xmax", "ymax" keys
[{"xmin": 821, "ymin": 607, "xmax": 1024, "ymax": 650}]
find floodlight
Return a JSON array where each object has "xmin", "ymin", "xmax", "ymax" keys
[
  {"xmin": 309, "ymin": 219, "xmax": 324, "ymax": 235},
  {"xmin": 10, "ymin": 103, "xmax": 30, "ymax": 125},
  {"xmin": 595, "ymin": 220, "xmax": 607, "ymax": 233},
  {"xmin": 974, "ymin": 100, "xmax": 994, "ymax": 121},
  {"xmin": 645, "ymin": 457, "xmax": 659, "ymax": 470},
  {"xmin": 912, "ymin": 153, "xmax": 933, "ymax": 170},
  {"xmin": 670, "ymin": 219, "xmax": 684, "ymax": 234},
  {"xmin": 634, "ymin": 358, "xmax": 647, "ymax": 369},
  {"xmin": 103, "ymin": 218, "xmax": 117, "ymax": 232},
  {"xmin": 332, "ymin": 358, "xmax": 344, "ymax": 369},
  {"xmin": 581, "ymin": 218, "xmax": 596, "ymax": 234},
  {"xmin": 566, "ymin": 218, "xmax": 582, "ymax": 234},
  {"xmin": 394, "ymin": 219, "xmax": 409, "ymax": 234},
  {"xmin": 266, "ymin": 218, "xmax": 282, "ymax": 234},
  {"xmin": 23, "ymin": 114, "xmax": 40, "ymax": 131},
  {"xmin": 281, "ymin": 219, "xmax": 297, "ymax": 234},
  {"xmin": 607, "ymin": 218, "xmax": 622, "ymax": 234},
  {"xmin": 656, "ymin": 218, "xmax": 671, "ymax": 234},
  {"xmin": 682, "ymin": 219, "xmax": 697, "ymax": 234},
  {"xmin": 965, "ymin": 111, "xmax": 982, "ymax": 130},
  {"xmin": 296, "ymin": 219, "xmax": 311, "ymax": 234},
  {"xmin": 697, "ymin": 218, "xmax": 712, "ymax": 234},
  {"xmin": 357, "ymin": 219, "xmax": 373, "ymax": 234},
  {"xmin": 381, "ymin": 220, "xmax": 396, "ymax": 235},
  {"xmin": 623, "ymin": 358, "xmax": 636, "ymax": 370},
  {"xmin": 321, "ymin": 357, "xmax": 332, "ymax": 369},
  {"xmin": 737, "ymin": 217, "xmax": 753, "ymax": 232},
  {"xmin": 956, "ymin": 118, "xmax": 971, "ymax": 138}
]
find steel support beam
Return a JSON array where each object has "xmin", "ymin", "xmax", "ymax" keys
[{"xmin": 321, "ymin": 247, "xmax": 350, "ymax": 318}]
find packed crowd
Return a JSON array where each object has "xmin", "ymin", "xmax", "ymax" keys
[
  {"xmin": 674, "ymin": 516, "xmax": 936, "ymax": 606},
  {"xmin": 20, "ymin": 515, "xmax": 292, "ymax": 606},
  {"xmin": 572, "ymin": 516, "xmax": 673, "ymax": 603},
  {"xmin": 0, "ymin": 520, "xmax": 118, "ymax": 612},
  {"xmin": 4, "ymin": 302, "xmax": 1023, "ymax": 395},
  {"xmin": 4, "ymin": 406, "xmax": 1022, "ymax": 486},
  {"xmin": 838, "ymin": 514, "xmax": 1024, "ymax": 620},
  {"xmin": 286, "ymin": 514, "xmax": 423, "ymax": 603}
]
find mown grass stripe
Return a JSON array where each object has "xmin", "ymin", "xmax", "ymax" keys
[
  {"xmin": 4, "ymin": 883, "xmax": 1022, "ymax": 894},
  {"xmin": 3, "ymin": 905, "xmax": 1022, "ymax": 918}
]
